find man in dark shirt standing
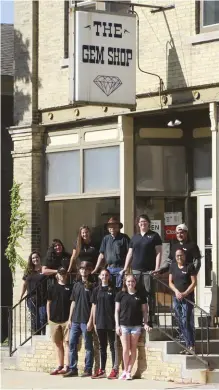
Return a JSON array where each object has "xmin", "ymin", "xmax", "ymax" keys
[
  {"xmin": 158, "ymin": 224, "xmax": 201, "ymax": 275},
  {"xmin": 47, "ymin": 267, "xmax": 72, "ymax": 375},
  {"xmin": 92, "ymin": 217, "xmax": 130, "ymax": 288},
  {"xmin": 121, "ymin": 214, "xmax": 162, "ymax": 326}
]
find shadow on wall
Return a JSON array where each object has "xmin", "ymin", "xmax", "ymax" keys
[
  {"xmin": 14, "ymin": 29, "xmax": 41, "ymax": 125},
  {"xmin": 163, "ymin": 12, "xmax": 194, "ymax": 105},
  {"xmin": 14, "ymin": 29, "xmax": 31, "ymax": 125}
]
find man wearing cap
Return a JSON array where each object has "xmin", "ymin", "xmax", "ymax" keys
[
  {"xmin": 92, "ymin": 217, "xmax": 130, "ymax": 288},
  {"xmin": 47, "ymin": 266, "xmax": 72, "ymax": 375},
  {"xmin": 158, "ymin": 223, "xmax": 201, "ymax": 275}
]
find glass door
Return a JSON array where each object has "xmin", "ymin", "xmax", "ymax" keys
[{"xmin": 197, "ymin": 195, "xmax": 212, "ymax": 312}]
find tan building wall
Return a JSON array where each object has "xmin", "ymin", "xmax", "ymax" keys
[{"xmin": 14, "ymin": 0, "xmax": 219, "ymax": 126}]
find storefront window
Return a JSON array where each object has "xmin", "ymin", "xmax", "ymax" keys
[
  {"xmin": 84, "ymin": 146, "xmax": 120, "ymax": 192},
  {"xmin": 48, "ymin": 197, "xmax": 120, "ymax": 252},
  {"xmin": 193, "ymin": 141, "xmax": 212, "ymax": 191},
  {"xmin": 136, "ymin": 145, "xmax": 186, "ymax": 193},
  {"xmin": 46, "ymin": 150, "xmax": 80, "ymax": 195}
]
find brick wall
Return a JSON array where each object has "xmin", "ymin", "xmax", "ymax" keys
[
  {"xmin": 14, "ymin": 0, "xmax": 219, "ymax": 125},
  {"xmin": 10, "ymin": 126, "xmax": 45, "ymax": 305}
]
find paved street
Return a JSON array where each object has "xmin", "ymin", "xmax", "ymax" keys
[{"xmin": 1, "ymin": 369, "xmax": 219, "ymax": 390}]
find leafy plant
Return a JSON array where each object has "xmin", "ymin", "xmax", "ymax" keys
[{"xmin": 5, "ymin": 181, "xmax": 28, "ymax": 279}]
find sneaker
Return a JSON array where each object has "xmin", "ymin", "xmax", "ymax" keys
[
  {"xmin": 91, "ymin": 369, "xmax": 106, "ymax": 379},
  {"xmin": 108, "ymin": 368, "xmax": 118, "ymax": 379},
  {"xmin": 126, "ymin": 372, "xmax": 132, "ymax": 380},
  {"xmin": 119, "ymin": 371, "xmax": 127, "ymax": 380},
  {"xmin": 50, "ymin": 366, "xmax": 63, "ymax": 375},
  {"xmin": 63, "ymin": 369, "xmax": 78, "ymax": 378},
  {"xmin": 81, "ymin": 371, "xmax": 92, "ymax": 377}
]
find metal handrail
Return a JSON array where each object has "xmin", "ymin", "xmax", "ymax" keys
[
  {"xmin": 7, "ymin": 270, "xmax": 212, "ymax": 370},
  {"xmin": 8, "ymin": 272, "xmax": 86, "ymax": 356},
  {"xmin": 152, "ymin": 274, "xmax": 211, "ymax": 368}
]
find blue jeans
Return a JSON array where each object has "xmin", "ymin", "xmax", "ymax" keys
[
  {"xmin": 173, "ymin": 297, "xmax": 195, "ymax": 347},
  {"xmin": 107, "ymin": 267, "xmax": 123, "ymax": 288},
  {"xmin": 69, "ymin": 322, "xmax": 94, "ymax": 372},
  {"xmin": 27, "ymin": 299, "xmax": 47, "ymax": 335}
]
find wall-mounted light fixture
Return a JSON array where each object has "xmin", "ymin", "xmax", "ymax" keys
[{"xmin": 167, "ymin": 119, "xmax": 182, "ymax": 127}]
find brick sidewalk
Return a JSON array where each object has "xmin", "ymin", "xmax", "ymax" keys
[{"xmin": 1, "ymin": 369, "xmax": 219, "ymax": 390}]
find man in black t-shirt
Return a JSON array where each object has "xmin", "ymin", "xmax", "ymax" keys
[
  {"xmin": 158, "ymin": 224, "xmax": 201, "ymax": 275},
  {"xmin": 47, "ymin": 267, "xmax": 72, "ymax": 375},
  {"xmin": 121, "ymin": 214, "xmax": 162, "ymax": 326},
  {"xmin": 63, "ymin": 261, "xmax": 95, "ymax": 378}
]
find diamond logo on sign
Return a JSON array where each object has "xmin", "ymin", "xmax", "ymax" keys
[{"xmin": 93, "ymin": 75, "xmax": 122, "ymax": 96}]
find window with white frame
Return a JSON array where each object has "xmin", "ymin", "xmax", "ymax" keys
[
  {"xmin": 46, "ymin": 145, "xmax": 120, "ymax": 197},
  {"xmin": 64, "ymin": 0, "xmax": 130, "ymax": 59},
  {"xmin": 200, "ymin": 0, "xmax": 219, "ymax": 33}
]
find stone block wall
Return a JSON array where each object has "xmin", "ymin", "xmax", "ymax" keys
[{"xmin": 4, "ymin": 331, "xmax": 207, "ymax": 384}]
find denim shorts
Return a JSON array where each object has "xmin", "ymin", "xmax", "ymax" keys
[{"xmin": 120, "ymin": 325, "xmax": 142, "ymax": 335}]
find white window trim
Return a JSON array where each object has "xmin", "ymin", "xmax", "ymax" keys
[
  {"xmin": 200, "ymin": 0, "xmax": 219, "ymax": 34},
  {"xmin": 188, "ymin": 30, "xmax": 219, "ymax": 45}
]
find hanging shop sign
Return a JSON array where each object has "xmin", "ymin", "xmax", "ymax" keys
[{"xmin": 70, "ymin": 10, "xmax": 136, "ymax": 108}]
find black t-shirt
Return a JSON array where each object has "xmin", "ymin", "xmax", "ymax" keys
[
  {"xmin": 91, "ymin": 285, "xmax": 116, "ymax": 330},
  {"xmin": 47, "ymin": 283, "xmax": 72, "ymax": 323},
  {"xmin": 99, "ymin": 233, "xmax": 130, "ymax": 266},
  {"xmin": 71, "ymin": 281, "xmax": 95, "ymax": 323},
  {"xmin": 72, "ymin": 240, "xmax": 99, "ymax": 268},
  {"xmin": 23, "ymin": 272, "xmax": 47, "ymax": 305},
  {"xmin": 43, "ymin": 248, "xmax": 71, "ymax": 271},
  {"xmin": 115, "ymin": 291, "xmax": 147, "ymax": 326},
  {"xmin": 169, "ymin": 241, "xmax": 201, "ymax": 265},
  {"xmin": 169, "ymin": 262, "xmax": 196, "ymax": 301},
  {"xmin": 130, "ymin": 230, "xmax": 162, "ymax": 271}
]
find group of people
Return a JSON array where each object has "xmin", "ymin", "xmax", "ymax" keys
[{"xmin": 20, "ymin": 214, "xmax": 201, "ymax": 379}]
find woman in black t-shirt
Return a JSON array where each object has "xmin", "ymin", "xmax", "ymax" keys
[
  {"xmin": 68, "ymin": 226, "xmax": 99, "ymax": 273},
  {"xmin": 42, "ymin": 239, "xmax": 71, "ymax": 280},
  {"xmin": 91, "ymin": 269, "xmax": 118, "ymax": 380},
  {"xmin": 169, "ymin": 248, "xmax": 197, "ymax": 354},
  {"xmin": 20, "ymin": 251, "xmax": 47, "ymax": 335},
  {"xmin": 115, "ymin": 274, "xmax": 151, "ymax": 381}
]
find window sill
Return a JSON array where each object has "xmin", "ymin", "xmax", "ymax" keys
[
  {"xmin": 188, "ymin": 30, "xmax": 219, "ymax": 45},
  {"xmin": 60, "ymin": 58, "xmax": 69, "ymax": 68}
]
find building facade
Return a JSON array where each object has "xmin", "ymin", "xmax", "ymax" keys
[
  {"xmin": 11, "ymin": 0, "xmax": 219, "ymax": 318},
  {"xmin": 1, "ymin": 23, "xmax": 14, "ymax": 341}
]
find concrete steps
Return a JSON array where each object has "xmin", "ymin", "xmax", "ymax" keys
[
  {"xmin": 167, "ymin": 340, "xmax": 219, "ymax": 355},
  {"xmin": 149, "ymin": 327, "xmax": 219, "ymax": 341}
]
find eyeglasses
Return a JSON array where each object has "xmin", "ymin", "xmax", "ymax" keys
[{"xmin": 176, "ymin": 255, "xmax": 184, "ymax": 258}]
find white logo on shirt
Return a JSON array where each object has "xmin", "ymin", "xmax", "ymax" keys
[
  {"xmin": 108, "ymin": 292, "xmax": 112, "ymax": 295},
  {"xmin": 135, "ymin": 297, "xmax": 140, "ymax": 300},
  {"xmin": 65, "ymin": 287, "xmax": 70, "ymax": 290},
  {"xmin": 182, "ymin": 271, "xmax": 187, "ymax": 274}
]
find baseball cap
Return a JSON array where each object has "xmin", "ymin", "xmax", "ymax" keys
[
  {"xmin": 57, "ymin": 266, "xmax": 67, "ymax": 275},
  {"xmin": 176, "ymin": 223, "xmax": 188, "ymax": 232}
]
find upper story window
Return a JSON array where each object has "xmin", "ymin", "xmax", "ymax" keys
[
  {"xmin": 64, "ymin": 1, "xmax": 130, "ymax": 59},
  {"xmin": 200, "ymin": 0, "xmax": 219, "ymax": 32}
]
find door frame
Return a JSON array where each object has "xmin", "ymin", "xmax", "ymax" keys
[{"xmin": 197, "ymin": 194, "xmax": 212, "ymax": 312}]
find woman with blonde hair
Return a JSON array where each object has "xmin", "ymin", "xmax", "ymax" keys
[
  {"xmin": 115, "ymin": 274, "xmax": 151, "ymax": 380},
  {"xmin": 68, "ymin": 225, "xmax": 99, "ymax": 272}
]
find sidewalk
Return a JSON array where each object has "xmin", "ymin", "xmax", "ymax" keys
[{"xmin": 1, "ymin": 369, "xmax": 219, "ymax": 390}]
